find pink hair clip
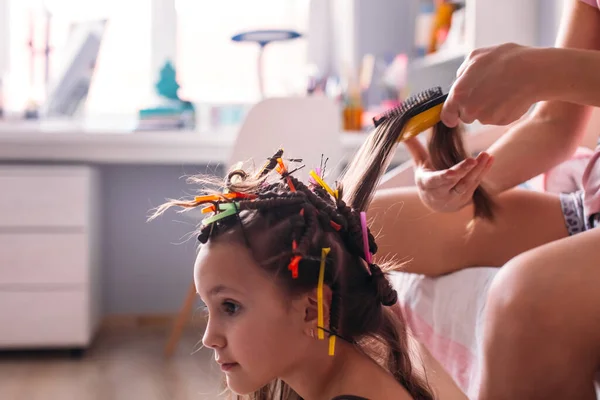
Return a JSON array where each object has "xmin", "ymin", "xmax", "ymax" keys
[
  {"xmin": 309, "ymin": 167, "xmax": 322, "ymax": 185},
  {"xmin": 360, "ymin": 212, "xmax": 373, "ymax": 274}
]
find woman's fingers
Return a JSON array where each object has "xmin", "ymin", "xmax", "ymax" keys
[
  {"xmin": 440, "ymin": 89, "xmax": 461, "ymax": 128},
  {"xmin": 418, "ymin": 158, "xmax": 477, "ymax": 189},
  {"xmin": 452, "ymin": 153, "xmax": 494, "ymax": 194},
  {"xmin": 404, "ymin": 137, "xmax": 429, "ymax": 165}
]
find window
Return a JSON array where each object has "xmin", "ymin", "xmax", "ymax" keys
[
  {"xmin": 175, "ymin": 0, "xmax": 310, "ymax": 103},
  {"xmin": 3, "ymin": 0, "xmax": 310, "ymax": 117},
  {"xmin": 6, "ymin": 0, "xmax": 151, "ymax": 116}
]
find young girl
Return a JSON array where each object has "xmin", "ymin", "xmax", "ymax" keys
[{"xmin": 151, "ymin": 130, "xmax": 440, "ymax": 398}]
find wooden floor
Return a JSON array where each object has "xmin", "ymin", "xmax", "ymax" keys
[{"xmin": 0, "ymin": 325, "xmax": 224, "ymax": 400}]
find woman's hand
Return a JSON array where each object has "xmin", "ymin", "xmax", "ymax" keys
[
  {"xmin": 404, "ymin": 137, "xmax": 494, "ymax": 213},
  {"xmin": 441, "ymin": 43, "xmax": 543, "ymax": 127}
]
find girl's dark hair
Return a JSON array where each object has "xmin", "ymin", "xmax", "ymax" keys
[
  {"xmin": 429, "ymin": 122, "xmax": 496, "ymax": 221},
  {"xmin": 343, "ymin": 115, "xmax": 496, "ymax": 221},
  {"xmin": 151, "ymin": 117, "xmax": 448, "ymax": 398}
]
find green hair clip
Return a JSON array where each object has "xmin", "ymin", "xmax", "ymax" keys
[{"xmin": 201, "ymin": 202, "xmax": 240, "ymax": 226}]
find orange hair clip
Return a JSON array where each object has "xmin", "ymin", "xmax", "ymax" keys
[
  {"xmin": 201, "ymin": 204, "xmax": 216, "ymax": 214},
  {"xmin": 330, "ymin": 221, "xmax": 341, "ymax": 231},
  {"xmin": 197, "ymin": 192, "xmax": 257, "ymax": 213},
  {"xmin": 194, "ymin": 192, "xmax": 257, "ymax": 204},
  {"xmin": 276, "ymin": 158, "xmax": 296, "ymax": 192}
]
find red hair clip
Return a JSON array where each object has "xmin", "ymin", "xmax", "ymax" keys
[{"xmin": 288, "ymin": 255, "xmax": 301, "ymax": 279}]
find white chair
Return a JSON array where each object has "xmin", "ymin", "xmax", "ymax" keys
[
  {"xmin": 227, "ymin": 96, "xmax": 343, "ymax": 182},
  {"xmin": 164, "ymin": 96, "xmax": 342, "ymax": 357}
]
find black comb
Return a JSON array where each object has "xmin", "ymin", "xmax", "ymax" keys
[{"xmin": 373, "ymin": 86, "xmax": 448, "ymax": 128}]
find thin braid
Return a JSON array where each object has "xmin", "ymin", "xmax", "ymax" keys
[
  {"xmin": 288, "ymin": 176, "xmax": 346, "ymax": 229},
  {"xmin": 336, "ymin": 200, "xmax": 363, "ymax": 252},
  {"xmin": 259, "ymin": 183, "xmax": 281, "ymax": 193},
  {"xmin": 257, "ymin": 190, "xmax": 306, "ymax": 201},
  {"xmin": 329, "ymin": 278, "xmax": 343, "ymax": 343},
  {"xmin": 290, "ymin": 174, "xmax": 378, "ymax": 261},
  {"xmin": 336, "ymin": 198, "xmax": 378, "ymax": 255},
  {"xmin": 335, "ymin": 185, "xmax": 378, "ymax": 256},
  {"xmin": 239, "ymin": 196, "xmax": 306, "ymax": 210},
  {"xmin": 296, "ymin": 205, "xmax": 319, "ymax": 256},
  {"xmin": 312, "ymin": 185, "xmax": 331, "ymax": 202}
]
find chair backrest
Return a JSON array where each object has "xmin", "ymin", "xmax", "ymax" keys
[{"xmin": 227, "ymin": 96, "xmax": 342, "ymax": 183}]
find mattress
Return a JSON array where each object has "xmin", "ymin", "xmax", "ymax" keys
[{"xmin": 390, "ymin": 268, "xmax": 600, "ymax": 399}]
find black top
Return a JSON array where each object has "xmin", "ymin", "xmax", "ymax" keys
[{"xmin": 331, "ymin": 396, "xmax": 369, "ymax": 400}]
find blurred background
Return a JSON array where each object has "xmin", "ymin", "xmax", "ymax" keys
[{"xmin": 0, "ymin": 0, "xmax": 566, "ymax": 399}]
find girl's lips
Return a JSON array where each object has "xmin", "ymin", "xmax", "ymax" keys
[{"xmin": 220, "ymin": 362, "xmax": 239, "ymax": 372}]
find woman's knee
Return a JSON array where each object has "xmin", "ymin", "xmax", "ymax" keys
[
  {"xmin": 481, "ymin": 238, "xmax": 600, "ymax": 398},
  {"xmin": 484, "ymin": 251, "xmax": 556, "ymax": 334},
  {"xmin": 485, "ymin": 244, "xmax": 600, "ymax": 352}
]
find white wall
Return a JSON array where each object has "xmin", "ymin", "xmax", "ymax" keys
[
  {"xmin": 538, "ymin": 0, "xmax": 566, "ymax": 47},
  {"xmin": 0, "ymin": 0, "xmax": 7, "ymax": 78}
]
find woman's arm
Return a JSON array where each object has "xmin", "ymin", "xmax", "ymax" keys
[
  {"xmin": 540, "ymin": 47, "xmax": 600, "ymax": 107},
  {"xmin": 483, "ymin": 0, "xmax": 600, "ymax": 194}
]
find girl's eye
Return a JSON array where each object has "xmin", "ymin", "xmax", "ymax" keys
[{"xmin": 222, "ymin": 301, "xmax": 241, "ymax": 316}]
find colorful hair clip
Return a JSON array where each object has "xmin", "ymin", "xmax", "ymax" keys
[
  {"xmin": 201, "ymin": 202, "xmax": 240, "ymax": 226},
  {"xmin": 317, "ymin": 247, "xmax": 330, "ymax": 340},
  {"xmin": 360, "ymin": 212, "xmax": 373, "ymax": 274},
  {"xmin": 330, "ymin": 220, "xmax": 341, "ymax": 231},
  {"xmin": 328, "ymin": 335, "xmax": 336, "ymax": 356},
  {"xmin": 194, "ymin": 194, "xmax": 220, "ymax": 203},
  {"xmin": 309, "ymin": 167, "xmax": 322, "ymax": 185},
  {"xmin": 201, "ymin": 204, "xmax": 216, "ymax": 213},
  {"xmin": 288, "ymin": 255, "xmax": 302, "ymax": 279},
  {"xmin": 276, "ymin": 158, "xmax": 297, "ymax": 192},
  {"xmin": 194, "ymin": 192, "xmax": 256, "ymax": 203},
  {"xmin": 309, "ymin": 170, "xmax": 338, "ymax": 200},
  {"xmin": 198, "ymin": 192, "xmax": 257, "ymax": 214}
]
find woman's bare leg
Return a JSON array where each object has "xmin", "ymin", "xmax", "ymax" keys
[
  {"xmin": 369, "ymin": 187, "xmax": 568, "ymax": 276},
  {"xmin": 479, "ymin": 226, "xmax": 600, "ymax": 400}
]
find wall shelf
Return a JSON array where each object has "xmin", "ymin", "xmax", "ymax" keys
[{"xmin": 407, "ymin": 0, "xmax": 538, "ymax": 93}]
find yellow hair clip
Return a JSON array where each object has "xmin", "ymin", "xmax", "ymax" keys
[
  {"xmin": 328, "ymin": 335, "xmax": 336, "ymax": 356},
  {"xmin": 309, "ymin": 170, "xmax": 338, "ymax": 200},
  {"xmin": 317, "ymin": 247, "xmax": 330, "ymax": 340}
]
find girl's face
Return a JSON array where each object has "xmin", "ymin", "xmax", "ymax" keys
[{"xmin": 195, "ymin": 240, "xmax": 311, "ymax": 395}]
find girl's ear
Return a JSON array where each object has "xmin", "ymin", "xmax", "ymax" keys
[{"xmin": 302, "ymin": 286, "xmax": 332, "ymax": 334}]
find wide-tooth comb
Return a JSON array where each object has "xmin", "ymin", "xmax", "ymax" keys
[{"xmin": 372, "ymin": 86, "xmax": 448, "ymax": 142}]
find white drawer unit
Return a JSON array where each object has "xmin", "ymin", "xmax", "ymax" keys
[{"xmin": 0, "ymin": 165, "xmax": 101, "ymax": 350}]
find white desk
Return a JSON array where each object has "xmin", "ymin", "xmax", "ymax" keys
[{"xmin": 0, "ymin": 122, "xmax": 410, "ymax": 165}]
